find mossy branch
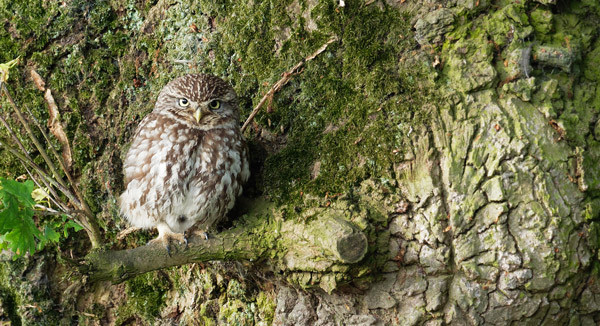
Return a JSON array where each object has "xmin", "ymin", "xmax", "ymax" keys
[{"xmin": 85, "ymin": 215, "xmax": 367, "ymax": 284}]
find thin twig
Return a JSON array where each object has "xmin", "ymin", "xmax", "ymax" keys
[
  {"xmin": 26, "ymin": 167, "xmax": 70, "ymax": 213},
  {"xmin": 241, "ymin": 36, "xmax": 338, "ymax": 133},
  {"xmin": 22, "ymin": 82, "xmax": 94, "ymax": 223},
  {"xmin": 0, "ymin": 138, "xmax": 78, "ymax": 204},
  {"xmin": 34, "ymin": 204, "xmax": 69, "ymax": 216},
  {"xmin": 24, "ymin": 99, "xmax": 76, "ymax": 186},
  {"xmin": 0, "ymin": 82, "xmax": 71, "ymax": 192},
  {"xmin": 0, "ymin": 138, "xmax": 89, "ymax": 239},
  {"xmin": 0, "ymin": 114, "xmax": 68, "ymax": 211},
  {"xmin": 0, "ymin": 138, "xmax": 86, "ymax": 227}
]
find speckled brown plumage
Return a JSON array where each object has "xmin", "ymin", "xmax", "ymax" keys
[{"xmin": 119, "ymin": 74, "xmax": 250, "ymax": 248}]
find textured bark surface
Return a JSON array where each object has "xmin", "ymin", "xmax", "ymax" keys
[{"xmin": 0, "ymin": 0, "xmax": 600, "ymax": 325}]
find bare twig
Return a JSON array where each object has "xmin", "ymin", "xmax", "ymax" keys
[
  {"xmin": 25, "ymin": 87, "xmax": 96, "ymax": 218},
  {"xmin": 44, "ymin": 89, "xmax": 73, "ymax": 171},
  {"xmin": 27, "ymin": 170, "xmax": 70, "ymax": 213},
  {"xmin": 30, "ymin": 69, "xmax": 45, "ymax": 91},
  {"xmin": 0, "ymin": 138, "xmax": 75, "ymax": 202},
  {"xmin": 19, "ymin": 103, "xmax": 83, "ymax": 206},
  {"xmin": 0, "ymin": 114, "xmax": 68, "ymax": 211},
  {"xmin": 1, "ymin": 83, "xmax": 72, "ymax": 193},
  {"xmin": 34, "ymin": 204, "xmax": 67, "ymax": 216},
  {"xmin": 28, "ymin": 73, "xmax": 103, "ymax": 247},
  {"xmin": 0, "ymin": 138, "xmax": 96, "ymax": 243},
  {"xmin": 0, "ymin": 137, "xmax": 89, "ymax": 228},
  {"xmin": 25, "ymin": 72, "xmax": 83, "ymax": 204},
  {"xmin": 241, "ymin": 37, "xmax": 338, "ymax": 133}
]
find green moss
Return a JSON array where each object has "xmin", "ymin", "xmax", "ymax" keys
[
  {"xmin": 480, "ymin": 4, "xmax": 531, "ymax": 48},
  {"xmin": 121, "ymin": 271, "xmax": 170, "ymax": 323},
  {"xmin": 530, "ymin": 8, "xmax": 553, "ymax": 35},
  {"xmin": 256, "ymin": 291, "xmax": 275, "ymax": 324},
  {"xmin": 188, "ymin": 1, "xmax": 434, "ymax": 203},
  {"xmin": 0, "ymin": 255, "xmax": 65, "ymax": 324},
  {"xmin": 218, "ymin": 298, "xmax": 256, "ymax": 325},
  {"xmin": 0, "ymin": 280, "xmax": 21, "ymax": 326}
]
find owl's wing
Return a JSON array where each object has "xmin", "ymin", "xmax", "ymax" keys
[
  {"xmin": 123, "ymin": 113, "xmax": 162, "ymax": 184},
  {"xmin": 131, "ymin": 112, "xmax": 159, "ymax": 141},
  {"xmin": 121, "ymin": 113, "xmax": 204, "ymax": 227}
]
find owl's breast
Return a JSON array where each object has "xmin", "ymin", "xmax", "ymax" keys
[
  {"xmin": 120, "ymin": 115, "xmax": 202, "ymax": 228},
  {"xmin": 166, "ymin": 127, "xmax": 249, "ymax": 232}
]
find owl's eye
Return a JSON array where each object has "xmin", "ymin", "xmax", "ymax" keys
[
  {"xmin": 208, "ymin": 100, "xmax": 221, "ymax": 110},
  {"xmin": 178, "ymin": 98, "xmax": 190, "ymax": 107}
]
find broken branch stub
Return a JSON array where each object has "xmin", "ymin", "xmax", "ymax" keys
[
  {"xmin": 278, "ymin": 215, "xmax": 368, "ymax": 272},
  {"xmin": 301, "ymin": 216, "xmax": 367, "ymax": 264}
]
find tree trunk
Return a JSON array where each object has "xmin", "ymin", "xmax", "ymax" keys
[{"xmin": 0, "ymin": 0, "xmax": 599, "ymax": 325}]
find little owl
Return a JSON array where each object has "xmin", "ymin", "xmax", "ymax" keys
[{"xmin": 119, "ymin": 74, "xmax": 250, "ymax": 251}]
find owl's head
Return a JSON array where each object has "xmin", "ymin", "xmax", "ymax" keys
[{"xmin": 154, "ymin": 74, "xmax": 240, "ymax": 128}]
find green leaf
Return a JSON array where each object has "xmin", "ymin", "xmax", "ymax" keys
[
  {"xmin": 64, "ymin": 220, "xmax": 84, "ymax": 238},
  {"xmin": 37, "ymin": 224, "xmax": 62, "ymax": 251},
  {"xmin": 0, "ymin": 234, "xmax": 8, "ymax": 251},
  {"xmin": 0, "ymin": 195, "xmax": 20, "ymax": 234},
  {"xmin": 0, "ymin": 180, "xmax": 85, "ymax": 258},
  {"xmin": 0, "ymin": 57, "xmax": 19, "ymax": 82},
  {"xmin": 0, "ymin": 179, "xmax": 42, "ymax": 258},
  {"xmin": 31, "ymin": 188, "xmax": 50, "ymax": 203},
  {"xmin": 0, "ymin": 178, "xmax": 35, "ymax": 207},
  {"xmin": 4, "ymin": 215, "xmax": 39, "ymax": 258},
  {"xmin": 44, "ymin": 225, "xmax": 61, "ymax": 243}
]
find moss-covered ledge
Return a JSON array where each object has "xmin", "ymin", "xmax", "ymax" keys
[{"xmin": 84, "ymin": 213, "xmax": 367, "ymax": 285}]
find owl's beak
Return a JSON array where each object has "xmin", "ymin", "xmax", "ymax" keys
[{"xmin": 193, "ymin": 108, "xmax": 202, "ymax": 122}]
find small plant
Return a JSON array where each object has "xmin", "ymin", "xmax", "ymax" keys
[{"xmin": 0, "ymin": 177, "xmax": 83, "ymax": 258}]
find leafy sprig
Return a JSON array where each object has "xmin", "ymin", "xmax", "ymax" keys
[{"xmin": 0, "ymin": 178, "xmax": 83, "ymax": 259}]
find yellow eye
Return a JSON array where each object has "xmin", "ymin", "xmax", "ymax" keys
[
  {"xmin": 208, "ymin": 100, "xmax": 221, "ymax": 110},
  {"xmin": 178, "ymin": 98, "xmax": 190, "ymax": 107}
]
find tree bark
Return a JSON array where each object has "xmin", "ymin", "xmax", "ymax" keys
[{"xmin": 0, "ymin": 0, "xmax": 599, "ymax": 325}]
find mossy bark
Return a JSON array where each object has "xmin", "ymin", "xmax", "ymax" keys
[{"xmin": 0, "ymin": 0, "xmax": 600, "ymax": 325}]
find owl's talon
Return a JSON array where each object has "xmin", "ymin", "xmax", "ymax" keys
[
  {"xmin": 148, "ymin": 224, "xmax": 187, "ymax": 255},
  {"xmin": 191, "ymin": 230, "xmax": 209, "ymax": 240},
  {"xmin": 185, "ymin": 228, "xmax": 209, "ymax": 240}
]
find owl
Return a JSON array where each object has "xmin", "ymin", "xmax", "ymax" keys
[{"xmin": 119, "ymin": 74, "xmax": 250, "ymax": 251}]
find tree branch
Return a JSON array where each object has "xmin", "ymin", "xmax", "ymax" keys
[{"xmin": 84, "ymin": 214, "xmax": 367, "ymax": 285}]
